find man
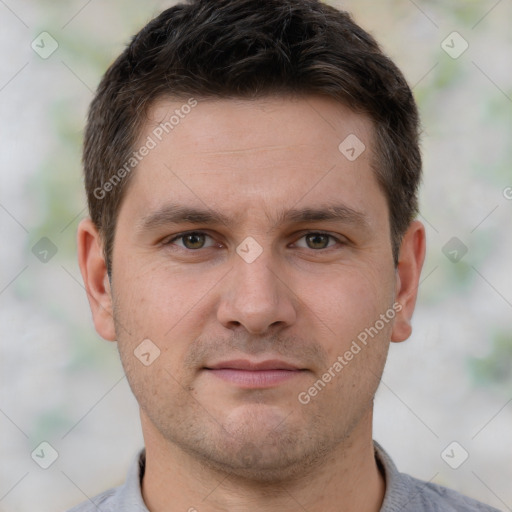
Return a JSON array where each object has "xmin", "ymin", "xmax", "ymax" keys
[{"xmin": 72, "ymin": 0, "xmax": 499, "ymax": 510}]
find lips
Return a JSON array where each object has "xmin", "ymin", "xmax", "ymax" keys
[
  {"xmin": 204, "ymin": 359, "xmax": 307, "ymax": 388},
  {"xmin": 205, "ymin": 359, "xmax": 302, "ymax": 371}
]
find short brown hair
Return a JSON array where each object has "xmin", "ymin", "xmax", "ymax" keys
[{"xmin": 83, "ymin": 0, "xmax": 421, "ymax": 272}]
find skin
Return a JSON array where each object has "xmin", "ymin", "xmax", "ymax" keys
[{"xmin": 78, "ymin": 95, "xmax": 426, "ymax": 512}]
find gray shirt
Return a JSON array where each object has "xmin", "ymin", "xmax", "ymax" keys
[{"xmin": 66, "ymin": 441, "xmax": 501, "ymax": 511}]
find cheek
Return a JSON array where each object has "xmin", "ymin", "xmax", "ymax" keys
[
  {"xmin": 113, "ymin": 271, "xmax": 199, "ymax": 399},
  {"xmin": 298, "ymin": 265, "xmax": 395, "ymax": 345},
  {"xmin": 295, "ymin": 268, "xmax": 393, "ymax": 415},
  {"xmin": 112, "ymin": 262, "xmax": 223, "ymax": 388},
  {"xmin": 114, "ymin": 261, "xmax": 218, "ymax": 337}
]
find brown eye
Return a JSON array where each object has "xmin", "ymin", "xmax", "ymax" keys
[
  {"xmin": 165, "ymin": 231, "xmax": 215, "ymax": 250},
  {"xmin": 182, "ymin": 233, "xmax": 206, "ymax": 249},
  {"xmin": 305, "ymin": 233, "xmax": 331, "ymax": 249},
  {"xmin": 295, "ymin": 232, "xmax": 339, "ymax": 250}
]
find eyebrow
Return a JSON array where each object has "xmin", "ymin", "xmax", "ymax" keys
[{"xmin": 137, "ymin": 202, "xmax": 370, "ymax": 234}]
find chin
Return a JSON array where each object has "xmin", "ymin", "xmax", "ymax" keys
[
  {"xmin": 196, "ymin": 439, "xmax": 331, "ymax": 483},
  {"xmin": 182, "ymin": 415, "xmax": 337, "ymax": 484}
]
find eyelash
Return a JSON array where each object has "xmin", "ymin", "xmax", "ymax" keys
[{"xmin": 162, "ymin": 231, "xmax": 345, "ymax": 251}]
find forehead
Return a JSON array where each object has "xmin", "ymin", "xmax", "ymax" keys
[
  {"xmin": 121, "ymin": 95, "xmax": 384, "ymax": 228},
  {"xmin": 144, "ymin": 95, "xmax": 373, "ymax": 157}
]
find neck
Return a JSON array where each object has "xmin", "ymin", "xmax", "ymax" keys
[{"xmin": 141, "ymin": 409, "xmax": 386, "ymax": 512}]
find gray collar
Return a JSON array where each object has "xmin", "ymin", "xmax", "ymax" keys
[
  {"xmin": 115, "ymin": 441, "xmax": 399, "ymax": 510},
  {"xmin": 108, "ymin": 441, "xmax": 497, "ymax": 511}
]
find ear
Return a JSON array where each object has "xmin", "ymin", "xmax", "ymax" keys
[
  {"xmin": 391, "ymin": 220, "xmax": 426, "ymax": 343},
  {"xmin": 77, "ymin": 218, "xmax": 117, "ymax": 341}
]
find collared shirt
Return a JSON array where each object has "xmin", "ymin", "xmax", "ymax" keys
[{"xmin": 66, "ymin": 441, "xmax": 501, "ymax": 511}]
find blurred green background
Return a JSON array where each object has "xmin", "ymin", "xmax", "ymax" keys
[{"xmin": 0, "ymin": 0, "xmax": 511, "ymax": 510}]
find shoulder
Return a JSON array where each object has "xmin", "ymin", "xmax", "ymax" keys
[
  {"xmin": 64, "ymin": 449, "xmax": 147, "ymax": 512},
  {"xmin": 400, "ymin": 473, "xmax": 502, "ymax": 512},
  {"xmin": 374, "ymin": 441, "xmax": 501, "ymax": 512},
  {"xmin": 65, "ymin": 486, "xmax": 122, "ymax": 512}
]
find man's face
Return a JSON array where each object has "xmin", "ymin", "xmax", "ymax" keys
[{"xmin": 107, "ymin": 96, "xmax": 402, "ymax": 479}]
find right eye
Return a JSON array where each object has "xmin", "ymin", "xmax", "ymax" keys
[{"xmin": 162, "ymin": 231, "xmax": 218, "ymax": 250}]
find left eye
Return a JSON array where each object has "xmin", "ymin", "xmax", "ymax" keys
[{"xmin": 294, "ymin": 232, "xmax": 340, "ymax": 250}]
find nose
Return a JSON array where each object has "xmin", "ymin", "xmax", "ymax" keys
[{"xmin": 216, "ymin": 248, "xmax": 297, "ymax": 335}]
